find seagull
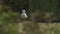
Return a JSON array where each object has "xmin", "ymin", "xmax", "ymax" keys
[{"xmin": 20, "ymin": 10, "xmax": 28, "ymax": 21}]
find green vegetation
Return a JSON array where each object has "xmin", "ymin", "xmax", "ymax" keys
[
  {"xmin": 0, "ymin": 12, "xmax": 19, "ymax": 34},
  {"xmin": 0, "ymin": 0, "xmax": 60, "ymax": 34}
]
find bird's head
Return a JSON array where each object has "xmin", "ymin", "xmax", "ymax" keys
[{"xmin": 22, "ymin": 10, "xmax": 26, "ymax": 13}]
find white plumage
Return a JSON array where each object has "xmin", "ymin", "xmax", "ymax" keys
[{"xmin": 21, "ymin": 10, "xmax": 28, "ymax": 19}]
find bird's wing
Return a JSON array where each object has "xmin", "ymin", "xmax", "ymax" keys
[{"xmin": 21, "ymin": 13, "xmax": 28, "ymax": 18}]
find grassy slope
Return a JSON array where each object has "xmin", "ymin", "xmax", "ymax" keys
[
  {"xmin": 0, "ymin": 12, "xmax": 60, "ymax": 34},
  {"xmin": 18, "ymin": 21, "xmax": 60, "ymax": 34}
]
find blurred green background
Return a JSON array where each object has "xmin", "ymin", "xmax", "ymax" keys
[{"xmin": 0, "ymin": 0, "xmax": 60, "ymax": 34}]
